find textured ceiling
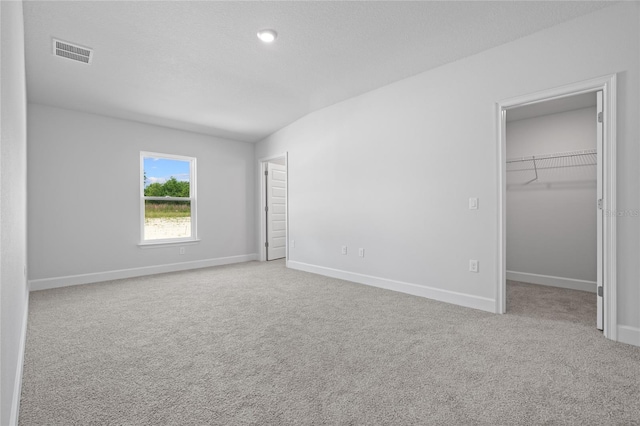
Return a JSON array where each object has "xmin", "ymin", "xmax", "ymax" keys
[
  {"xmin": 507, "ymin": 92, "xmax": 597, "ymax": 123},
  {"xmin": 23, "ymin": 1, "xmax": 615, "ymax": 143}
]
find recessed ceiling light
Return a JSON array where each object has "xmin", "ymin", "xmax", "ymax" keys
[{"xmin": 257, "ymin": 29, "xmax": 277, "ymax": 43}]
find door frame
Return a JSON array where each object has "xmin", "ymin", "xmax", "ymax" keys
[
  {"xmin": 496, "ymin": 74, "xmax": 617, "ymax": 340},
  {"xmin": 258, "ymin": 152, "xmax": 288, "ymax": 262}
]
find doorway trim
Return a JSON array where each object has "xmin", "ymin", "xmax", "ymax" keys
[
  {"xmin": 258, "ymin": 152, "xmax": 288, "ymax": 262},
  {"xmin": 496, "ymin": 74, "xmax": 617, "ymax": 340}
]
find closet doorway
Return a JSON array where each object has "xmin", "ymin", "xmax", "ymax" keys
[
  {"xmin": 496, "ymin": 75, "xmax": 617, "ymax": 340},
  {"xmin": 506, "ymin": 92, "xmax": 600, "ymax": 326},
  {"xmin": 259, "ymin": 153, "xmax": 288, "ymax": 262}
]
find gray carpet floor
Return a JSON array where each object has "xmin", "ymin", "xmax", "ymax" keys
[{"xmin": 19, "ymin": 261, "xmax": 640, "ymax": 425}]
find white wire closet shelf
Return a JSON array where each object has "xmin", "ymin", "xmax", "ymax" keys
[{"xmin": 506, "ymin": 149, "xmax": 597, "ymax": 184}]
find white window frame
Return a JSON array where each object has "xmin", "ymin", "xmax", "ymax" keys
[{"xmin": 139, "ymin": 151, "xmax": 198, "ymax": 246}]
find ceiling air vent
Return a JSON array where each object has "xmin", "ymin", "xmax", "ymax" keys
[{"xmin": 52, "ymin": 38, "xmax": 93, "ymax": 64}]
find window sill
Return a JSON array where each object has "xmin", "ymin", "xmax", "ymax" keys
[{"xmin": 138, "ymin": 239, "xmax": 201, "ymax": 249}]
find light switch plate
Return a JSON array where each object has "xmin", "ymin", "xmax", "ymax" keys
[{"xmin": 469, "ymin": 197, "xmax": 479, "ymax": 210}]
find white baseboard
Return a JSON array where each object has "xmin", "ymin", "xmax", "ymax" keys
[
  {"xmin": 288, "ymin": 261, "xmax": 495, "ymax": 313},
  {"xmin": 617, "ymin": 325, "xmax": 640, "ymax": 347},
  {"xmin": 506, "ymin": 270, "xmax": 596, "ymax": 293},
  {"xmin": 10, "ymin": 291, "xmax": 29, "ymax": 426},
  {"xmin": 28, "ymin": 254, "xmax": 258, "ymax": 291}
]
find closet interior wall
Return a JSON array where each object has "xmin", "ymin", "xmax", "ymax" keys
[{"xmin": 506, "ymin": 106, "xmax": 597, "ymax": 292}]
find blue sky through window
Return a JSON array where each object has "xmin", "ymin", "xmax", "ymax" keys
[{"xmin": 144, "ymin": 157, "xmax": 190, "ymax": 187}]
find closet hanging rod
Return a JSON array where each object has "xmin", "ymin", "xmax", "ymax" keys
[{"xmin": 506, "ymin": 149, "xmax": 596, "ymax": 164}]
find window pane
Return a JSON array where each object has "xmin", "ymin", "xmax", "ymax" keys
[
  {"xmin": 144, "ymin": 200, "xmax": 191, "ymax": 240},
  {"xmin": 143, "ymin": 157, "xmax": 190, "ymax": 197}
]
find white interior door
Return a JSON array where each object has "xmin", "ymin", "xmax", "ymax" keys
[
  {"xmin": 596, "ymin": 90, "xmax": 604, "ymax": 330},
  {"xmin": 266, "ymin": 162, "xmax": 286, "ymax": 260}
]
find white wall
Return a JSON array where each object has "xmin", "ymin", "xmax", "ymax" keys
[
  {"xmin": 255, "ymin": 3, "xmax": 640, "ymax": 344},
  {"xmin": 1, "ymin": 1, "xmax": 30, "ymax": 424},
  {"xmin": 28, "ymin": 104, "xmax": 256, "ymax": 287},
  {"xmin": 506, "ymin": 107, "xmax": 597, "ymax": 290}
]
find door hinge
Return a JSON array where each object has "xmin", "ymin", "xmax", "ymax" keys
[
  {"xmin": 265, "ymin": 242, "xmax": 269, "ymax": 248},
  {"xmin": 265, "ymin": 205, "xmax": 269, "ymax": 212},
  {"xmin": 597, "ymin": 199, "xmax": 603, "ymax": 210},
  {"xmin": 597, "ymin": 112, "xmax": 603, "ymax": 123},
  {"xmin": 597, "ymin": 286, "xmax": 603, "ymax": 297},
  {"xmin": 264, "ymin": 170, "xmax": 268, "ymax": 176}
]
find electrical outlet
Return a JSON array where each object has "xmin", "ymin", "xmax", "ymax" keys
[
  {"xmin": 341, "ymin": 246, "xmax": 348, "ymax": 255},
  {"xmin": 469, "ymin": 259, "xmax": 479, "ymax": 273},
  {"xmin": 358, "ymin": 248, "xmax": 365, "ymax": 257},
  {"xmin": 179, "ymin": 247, "xmax": 186, "ymax": 255}
]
